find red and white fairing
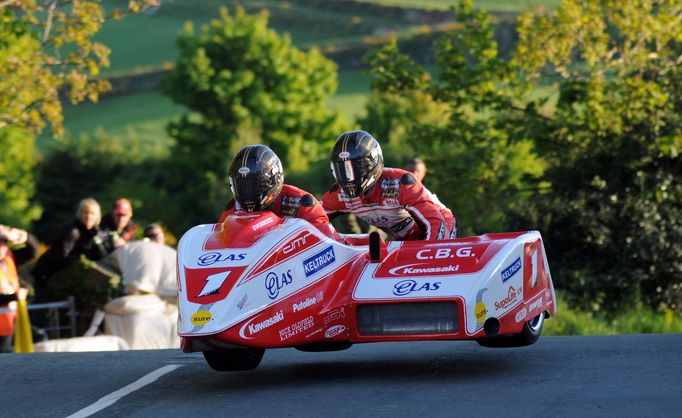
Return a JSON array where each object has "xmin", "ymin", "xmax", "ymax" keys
[{"xmin": 177, "ymin": 212, "xmax": 556, "ymax": 351}]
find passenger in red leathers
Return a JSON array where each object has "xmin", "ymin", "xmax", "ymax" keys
[
  {"xmin": 322, "ymin": 130, "xmax": 457, "ymax": 241},
  {"xmin": 218, "ymin": 145, "xmax": 338, "ymax": 240}
]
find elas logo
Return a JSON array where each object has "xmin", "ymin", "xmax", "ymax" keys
[
  {"xmin": 393, "ymin": 279, "xmax": 442, "ymax": 296},
  {"xmin": 265, "ymin": 269, "xmax": 293, "ymax": 300},
  {"xmin": 197, "ymin": 252, "xmax": 246, "ymax": 266}
]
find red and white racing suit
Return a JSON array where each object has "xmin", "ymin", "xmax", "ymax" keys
[
  {"xmin": 218, "ymin": 184, "xmax": 339, "ymax": 240},
  {"xmin": 321, "ymin": 168, "xmax": 457, "ymax": 241}
]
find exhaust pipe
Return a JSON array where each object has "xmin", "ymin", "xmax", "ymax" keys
[{"xmin": 484, "ymin": 317, "xmax": 500, "ymax": 337}]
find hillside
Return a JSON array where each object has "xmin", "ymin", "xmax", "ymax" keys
[{"xmin": 43, "ymin": 0, "xmax": 559, "ymax": 149}]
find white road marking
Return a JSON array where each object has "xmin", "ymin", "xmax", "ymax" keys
[{"xmin": 66, "ymin": 364, "xmax": 182, "ymax": 418}]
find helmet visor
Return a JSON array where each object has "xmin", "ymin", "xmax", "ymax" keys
[
  {"xmin": 331, "ymin": 157, "xmax": 375, "ymax": 197},
  {"xmin": 230, "ymin": 176, "xmax": 275, "ymax": 211},
  {"xmin": 331, "ymin": 160, "xmax": 356, "ymax": 183}
]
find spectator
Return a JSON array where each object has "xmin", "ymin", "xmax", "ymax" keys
[
  {"xmin": 96, "ymin": 223, "xmax": 179, "ymax": 349},
  {"xmin": 406, "ymin": 157, "xmax": 427, "ymax": 183},
  {"xmin": 143, "ymin": 223, "xmax": 165, "ymax": 245},
  {"xmin": 0, "ymin": 224, "xmax": 39, "ymax": 353},
  {"xmin": 31, "ymin": 198, "xmax": 109, "ymax": 303},
  {"xmin": 100, "ymin": 198, "xmax": 138, "ymax": 253},
  {"xmin": 99, "ymin": 223, "xmax": 176, "ymax": 302}
]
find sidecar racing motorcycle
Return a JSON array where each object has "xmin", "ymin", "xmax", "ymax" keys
[{"xmin": 177, "ymin": 212, "xmax": 557, "ymax": 371}]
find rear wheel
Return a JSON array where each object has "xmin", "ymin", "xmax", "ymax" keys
[
  {"xmin": 203, "ymin": 348, "xmax": 265, "ymax": 371},
  {"xmin": 477, "ymin": 313, "xmax": 545, "ymax": 348}
]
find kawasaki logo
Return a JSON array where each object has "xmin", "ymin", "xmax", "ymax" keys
[
  {"xmin": 387, "ymin": 263, "xmax": 459, "ymax": 276},
  {"xmin": 239, "ymin": 310, "xmax": 284, "ymax": 339}
]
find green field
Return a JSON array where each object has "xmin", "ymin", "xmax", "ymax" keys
[
  {"xmin": 48, "ymin": 0, "xmax": 560, "ymax": 151},
  {"xmin": 99, "ymin": 0, "xmax": 560, "ymax": 74},
  {"xmin": 39, "ymin": 69, "xmax": 373, "ymax": 153},
  {"xmin": 362, "ymin": 0, "xmax": 561, "ymax": 12},
  {"xmin": 99, "ymin": 0, "xmax": 417, "ymax": 73}
]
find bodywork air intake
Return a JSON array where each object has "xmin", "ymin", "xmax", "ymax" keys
[{"xmin": 357, "ymin": 302, "xmax": 458, "ymax": 336}]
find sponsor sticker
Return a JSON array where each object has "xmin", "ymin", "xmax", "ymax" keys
[
  {"xmin": 197, "ymin": 271, "xmax": 231, "ymax": 298},
  {"xmin": 380, "ymin": 178, "xmax": 400, "ymax": 189},
  {"xmin": 494, "ymin": 286, "xmax": 518, "ymax": 311},
  {"xmin": 388, "ymin": 264, "xmax": 459, "ymax": 276},
  {"xmin": 191, "ymin": 310, "xmax": 212, "ymax": 326},
  {"xmin": 515, "ymin": 308, "xmax": 527, "ymax": 323},
  {"xmin": 306, "ymin": 328, "xmax": 323, "ymax": 339},
  {"xmin": 197, "ymin": 252, "xmax": 246, "ymax": 266},
  {"xmin": 474, "ymin": 288, "xmax": 487, "ymax": 329},
  {"xmin": 293, "ymin": 292, "xmax": 322, "ymax": 313},
  {"xmin": 325, "ymin": 325, "xmax": 346, "ymax": 338},
  {"xmin": 279, "ymin": 316, "xmax": 315, "ymax": 341},
  {"xmin": 303, "ymin": 246, "xmax": 335, "ymax": 277},
  {"xmin": 252, "ymin": 217, "xmax": 274, "ymax": 231},
  {"xmin": 239, "ymin": 310, "xmax": 284, "ymax": 339},
  {"xmin": 282, "ymin": 232, "xmax": 312, "ymax": 255},
  {"xmin": 281, "ymin": 195, "xmax": 301, "ymax": 206},
  {"xmin": 238, "ymin": 167, "xmax": 250, "ymax": 175},
  {"xmin": 265, "ymin": 269, "xmax": 293, "ymax": 300},
  {"xmin": 416, "ymin": 247, "xmax": 473, "ymax": 259},
  {"xmin": 383, "ymin": 198, "xmax": 399, "ymax": 206},
  {"xmin": 390, "ymin": 217, "xmax": 413, "ymax": 232},
  {"xmin": 393, "ymin": 279, "xmax": 441, "ymax": 296},
  {"xmin": 237, "ymin": 294, "xmax": 248, "ymax": 310},
  {"xmin": 475, "ymin": 302, "xmax": 487, "ymax": 324},
  {"xmin": 501, "ymin": 257, "xmax": 522, "ymax": 282},
  {"xmin": 324, "ymin": 307, "xmax": 345, "ymax": 326},
  {"xmin": 529, "ymin": 296, "xmax": 543, "ymax": 312}
]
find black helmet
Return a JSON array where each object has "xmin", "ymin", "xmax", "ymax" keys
[
  {"xmin": 228, "ymin": 145, "xmax": 284, "ymax": 211},
  {"xmin": 330, "ymin": 130, "xmax": 383, "ymax": 198}
]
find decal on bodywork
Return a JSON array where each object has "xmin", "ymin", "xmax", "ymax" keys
[{"xmin": 185, "ymin": 266, "xmax": 247, "ymax": 304}]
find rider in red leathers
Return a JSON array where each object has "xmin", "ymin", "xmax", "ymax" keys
[
  {"xmin": 322, "ymin": 130, "xmax": 456, "ymax": 241},
  {"xmin": 218, "ymin": 145, "xmax": 339, "ymax": 240}
]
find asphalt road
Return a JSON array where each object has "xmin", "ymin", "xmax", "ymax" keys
[{"xmin": 1, "ymin": 334, "xmax": 680, "ymax": 418}]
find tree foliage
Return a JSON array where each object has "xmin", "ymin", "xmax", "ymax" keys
[
  {"xmin": 509, "ymin": 0, "xmax": 682, "ymax": 313},
  {"xmin": 0, "ymin": 0, "xmax": 157, "ymax": 135},
  {"xmin": 33, "ymin": 132, "xmax": 168, "ymax": 240},
  {"xmin": 361, "ymin": 1, "xmax": 546, "ymax": 236},
  {"xmin": 0, "ymin": 0, "xmax": 157, "ymax": 227},
  {"xmin": 362, "ymin": 0, "xmax": 681, "ymax": 313},
  {"xmin": 162, "ymin": 6, "xmax": 345, "ymax": 231},
  {"xmin": 0, "ymin": 126, "xmax": 41, "ymax": 228}
]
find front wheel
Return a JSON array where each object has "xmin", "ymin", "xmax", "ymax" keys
[
  {"xmin": 477, "ymin": 313, "xmax": 545, "ymax": 348},
  {"xmin": 203, "ymin": 347, "xmax": 265, "ymax": 371}
]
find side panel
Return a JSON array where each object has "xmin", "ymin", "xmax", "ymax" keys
[
  {"xmin": 351, "ymin": 231, "xmax": 556, "ymax": 337},
  {"xmin": 177, "ymin": 220, "xmax": 366, "ymax": 339}
]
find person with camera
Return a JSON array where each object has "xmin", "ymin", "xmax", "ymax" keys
[{"xmin": 0, "ymin": 224, "xmax": 38, "ymax": 353}]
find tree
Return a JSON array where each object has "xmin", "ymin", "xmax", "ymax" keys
[
  {"xmin": 33, "ymin": 131, "xmax": 168, "ymax": 240},
  {"xmin": 162, "ymin": 6, "xmax": 345, "ymax": 231},
  {"xmin": 0, "ymin": 127, "xmax": 41, "ymax": 227},
  {"xmin": 361, "ymin": 1, "xmax": 546, "ymax": 236},
  {"xmin": 508, "ymin": 0, "xmax": 682, "ymax": 313},
  {"xmin": 361, "ymin": 0, "xmax": 681, "ymax": 314},
  {"xmin": 0, "ymin": 0, "xmax": 157, "ymax": 227}
]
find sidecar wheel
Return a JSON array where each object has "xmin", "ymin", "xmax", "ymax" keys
[
  {"xmin": 203, "ymin": 347, "xmax": 265, "ymax": 371},
  {"xmin": 477, "ymin": 313, "xmax": 545, "ymax": 348}
]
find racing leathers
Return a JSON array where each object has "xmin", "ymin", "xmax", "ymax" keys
[
  {"xmin": 219, "ymin": 184, "xmax": 339, "ymax": 240},
  {"xmin": 321, "ymin": 168, "xmax": 456, "ymax": 241}
]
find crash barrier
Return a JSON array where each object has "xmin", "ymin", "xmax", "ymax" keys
[{"xmin": 27, "ymin": 296, "xmax": 78, "ymax": 339}]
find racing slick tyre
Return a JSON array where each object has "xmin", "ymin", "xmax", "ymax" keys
[
  {"xmin": 477, "ymin": 313, "xmax": 545, "ymax": 348},
  {"xmin": 203, "ymin": 348, "xmax": 265, "ymax": 371}
]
